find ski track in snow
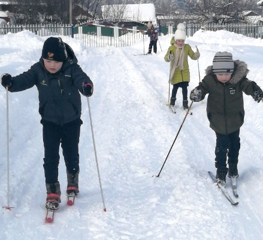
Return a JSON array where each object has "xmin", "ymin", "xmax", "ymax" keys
[{"xmin": 1, "ymin": 32, "xmax": 263, "ymax": 239}]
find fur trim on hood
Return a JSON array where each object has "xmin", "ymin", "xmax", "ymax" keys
[{"xmin": 205, "ymin": 60, "xmax": 249, "ymax": 84}]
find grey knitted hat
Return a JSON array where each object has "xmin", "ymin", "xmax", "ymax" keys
[{"xmin": 213, "ymin": 52, "xmax": 234, "ymax": 74}]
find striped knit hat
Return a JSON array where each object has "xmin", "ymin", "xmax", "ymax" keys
[{"xmin": 213, "ymin": 52, "xmax": 234, "ymax": 74}]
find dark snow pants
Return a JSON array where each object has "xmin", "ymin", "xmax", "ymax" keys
[
  {"xmin": 214, "ymin": 129, "xmax": 240, "ymax": 170},
  {"xmin": 41, "ymin": 119, "xmax": 82, "ymax": 184},
  {"xmin": 171, "ymin": 82, "xmax": 189, "ymax": 101},
  {"xmin": 148, "ymin": 40, "xmax": 157, "ymax": 53}
]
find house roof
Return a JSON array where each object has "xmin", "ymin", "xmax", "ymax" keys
[{"xmin": 242, "ymin": 11, "xmax": 259, "ymax": 17}]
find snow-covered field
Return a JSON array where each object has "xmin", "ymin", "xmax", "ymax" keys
[{"xmin": 1, "ymin": 29, "xmax": 263, "ymax": 240}]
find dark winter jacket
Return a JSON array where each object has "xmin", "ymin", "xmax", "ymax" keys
[
  {"xmin": 191, "ymin": 60, "xmax": 261, "ymax": 135},
  {"xmin": 8, "ymin": 43, "xmax": 93, "ymax": 125},
  {"xmin": 146, "ymin": 26, "xmax": 158, "ymax": 41}
]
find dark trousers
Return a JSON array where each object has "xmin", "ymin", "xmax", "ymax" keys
[
  {"xmin": 171, "ymin": 82, "xmax": 188, "ymax": 101},
  {"xmin": 215, "ymin": 129, "xmax": 240, "ymax": 169},
  {"xmin": 41, "ymin": 119, "xmax": 82, "ymax": 184},
  {"xmin": 148, "ymin": 40, "xmax": 157, "ymax": 53}
]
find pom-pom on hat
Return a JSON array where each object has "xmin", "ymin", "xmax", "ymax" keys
[
  {"xmin": 42, "ymin": 37, "xmax": 68, "ymax": 62},
  {"xmin": 213, "ymin": 52, "xmax": 234, "ymax": 74},
  {"xmin": 174, "ymin": 23, "xmax": 186, "ymax": 41},
  {"xmin": 177, "ymin": 23, "xmax": 186, "ymax": 31}
]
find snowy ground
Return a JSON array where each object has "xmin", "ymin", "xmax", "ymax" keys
[{"xmin": 1, "ymin": 29, "xmax": 263, "ymax": 240}]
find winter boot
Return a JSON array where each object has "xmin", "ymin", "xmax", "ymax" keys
[
  {"xmin": 228, "ymin": 163, "xmax": 239, "ymax": 178},
  {"xmin": 66, "ymin": 170, "xmax": 79, "ymax": 196},
  {"xmin": 45, "ymin": 181, "xmax": 61, "ymax": 210},
  {"xmin": 216, "ymin": 168, "xmax": 227, "ymax": 187},
  {"xmin": 170, "ymin": 97, "xmax": 176, "ymax": 106},
  {"xmin": 183, "ymin": 100, "xmax": 189, "ymax": 110}
]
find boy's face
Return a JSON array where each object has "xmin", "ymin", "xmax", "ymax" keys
[
  {"xmin": 176, "ymin": 40, "xmax": 184, "ymax": 47},
  {"xmin": 216, "ymin": 74, "xmax": 231, "ymax": 83},
  {"xmin": 43, "ymin": 59, "xmax": 63, "ymax": 74}
]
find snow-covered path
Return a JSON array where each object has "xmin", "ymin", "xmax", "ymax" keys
[{"xmin": 1, "ymin": 30, "xmax": 263, "ymax": 239}]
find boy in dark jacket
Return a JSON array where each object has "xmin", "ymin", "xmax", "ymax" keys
[
  {"xmin": 1, "ymin": 37, "xmax": 93, "ymax": 210},
  {"xmin": 190, "ymin": 52, "xmax": 263, "ymax": 186}
]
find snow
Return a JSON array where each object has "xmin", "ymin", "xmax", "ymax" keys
[
  {"xmin": 1, "ymin": 29, "xmax": 263, "ymax": 239},
  {"xmin": 0, "ymin": 10, "xmax": 8, "ymax": 17},
  {"xmin": 0, "ymin": 18, "xmax": 6, "ymax": 25}
]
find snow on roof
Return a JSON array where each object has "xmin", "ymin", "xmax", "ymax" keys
[
  {"xmin": 0, "ymin": 18, "xmax": 6, "ymax": 24},
  {"xmin": 101, "ymin": 3, "xmax": 157, "ymax": 25},
  {"xmin": 242, "ymin": 11, "xmax": 259, "ymax": 16},
  {"xmin": 0, "ymin": 10, "xmax": 8, "ymax": 17},
  {"xmin": 257, "ymin": 0, "xmax": 263, "ymax": 6},
  {"xmin": 0, "ymin": 0, "xmax": 12, "ymax": 5},
  {"xmin": 245, "ymin": 15, "xmax": 261, "ymax": 24}
]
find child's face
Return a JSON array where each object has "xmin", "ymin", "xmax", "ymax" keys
[
  {"xmin": 43, "ymin": 59, "xmax": 63, "ymax": 74},
  {"xmin": 216, "ymin": 74, "xmax": 231, "ymax": 83},
  {"xmin": 176, "ymin": 40, "xmax": 184, "ymax": 47}
]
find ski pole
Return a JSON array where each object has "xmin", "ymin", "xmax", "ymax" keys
[
  {"xmin": 158, "ymin": 38, "xmax": 162, "ymax": 52},
  {"xmin": 143, "ymin": 33, "xmax": 145, "ymax": 54},
  {"xmin": 87, "ymin": 98, "xmax": 106, "ymax": 212},
  {"xmin": 196, "ymin": 46, "xmax": 203, "ymax": 104},
  {"xmin": 166, "ymin": 81, "xmax": 170, "ymax": 106},
  {"xmin": 3, "ymin": 87, "xmax": 12, "ymax": 210},
  {"xmin": 156, "ymin": 101, "xmax": 194, "ymax": 177},
  {"xmin": 166, "ymin": 51, "xmax": 173, "ymax": 106},
  {"xmin": 196, "ymin": 46, "xmax": 201, "ymax": 83}
]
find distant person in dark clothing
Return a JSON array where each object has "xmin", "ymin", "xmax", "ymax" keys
[{"xmin": 146, "ymin": 22, "xmax": 158, "ymax": 54}]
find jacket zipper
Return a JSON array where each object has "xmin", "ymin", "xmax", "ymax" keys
[
  {"xmin": 223, "ymin": 84, "xmax": 228, "ymax": 134},
  {"xmin": 58, "ymin": 79, "xmax": 63, "ymax": 95}
]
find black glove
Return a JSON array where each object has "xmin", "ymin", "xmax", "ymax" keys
[
  {"xmin": 190, "ymin": 87, "xmax": 202, "ymax": 102},
  {"xmin": 1, "ymin": 73, "xmax": 13, "ymax": 88},
  {"xmin": 253, "ymin": 89, "xmax": 263, "ymax": 102},
  {"xmin": 82, "ymin": 82, "xmax": 93, "ymax": 97}
]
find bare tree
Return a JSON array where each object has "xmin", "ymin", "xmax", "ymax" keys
[
  {"xmin": 101, "ymin": 3, "xmax": 127, "ymax": 22},
  {"xmin": 184, "ymin": 0, "xmax": 251, "ymax": 24}
]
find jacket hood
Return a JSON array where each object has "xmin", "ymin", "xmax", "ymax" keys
[{"xmin": 205, "ymin": 60, "xmax": 249, "ymax": 84}]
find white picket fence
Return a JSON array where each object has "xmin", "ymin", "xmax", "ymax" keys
[{"xmin": 1, "ymin": 23, "xmax": 263, "ymax": 47}]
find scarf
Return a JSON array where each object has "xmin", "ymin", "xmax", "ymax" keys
[{"xmin": 169, "ymin": 44, "xmax": 185, "ymax": 82}]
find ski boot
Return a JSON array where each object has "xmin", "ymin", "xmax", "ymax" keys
[
  {"xmin": 183, "ymin": 100, "xmax": 189, "ymax": 110},
  {"xmin": 228, "ymin": 163, "xmax": 239, "ymax": 178},
  {"xmin": 45, "ymin": 182, "xmax": 61, "ymax": 210},
  {"xmin": 216, "ymin": 168, "xmax": 227, "ymax": 187},
  {"xmin": 66, "ymin": 170, "xmax": 79, "ymax": 206},
  {"xmin": 169, "ymin": 97, "xmax": 176, "ymax": 113}
]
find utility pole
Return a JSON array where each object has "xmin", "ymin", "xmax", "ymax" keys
[{"xmin": 69, "ymin": 0, "xmax": 73, "ymax": 24}]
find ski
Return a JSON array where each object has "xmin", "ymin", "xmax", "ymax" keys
[
  {"xmin": 208, "ymin": 171, "xmax": 239, "ymax": 206},
  {"xmin": 230, "ymin": 177, "xmax": 239, "ymax": 198},
  {"xmin": 133, "ymin": 53, "xmax": 151, "ymax": 56},
  {"xmin": 167, "ymin": 104, "xmax": 193, "ymax": 115},
  {"xmin": 181, "ymin": 107, "xmax": 193, "ymax": 115},
  {"xmin": 169, "ymin": 105, "xmax": 176, "ymax": 113},
  {"xmin": 45, "ymin": 209, "xmax": 55, "ymax": 223},
  {"xmin": 66, "ymin": 186, "xmax": 78, "ymax": 206},
  {"xmin": 67, "ymin": 193, "xmax": 76, "ymax": 206}
]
